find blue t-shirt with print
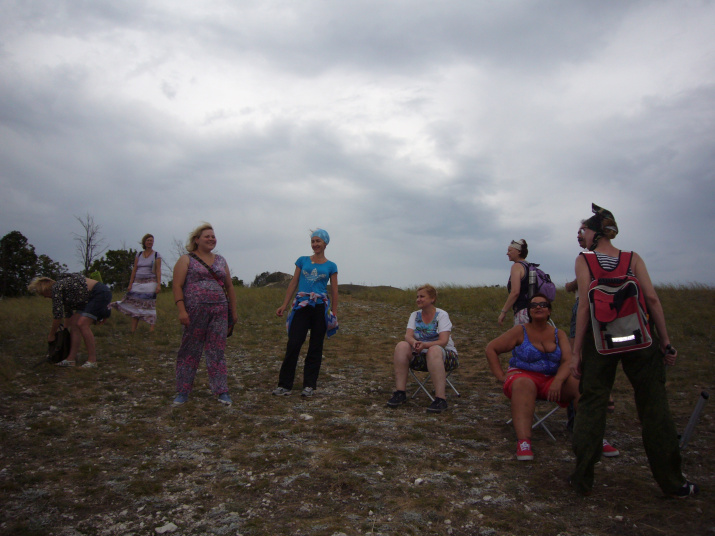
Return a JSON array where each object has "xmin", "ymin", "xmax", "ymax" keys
[{"xmin": 296, "ymin": 256, "xmax": 338, "ymax": 303}]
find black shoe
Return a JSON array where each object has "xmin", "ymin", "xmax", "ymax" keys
[
  {"xmin": 567, "ymin": 476, "xmax": 592, "ymax": 497},
  {"xmin": 673, "ymin": 481, "xmax": 699, "ymax": 498},
  {"xmin": 386, "ymin": 391, "xmax": 407, "ymax": 408},
  {"xmin": 426, "ymin": 397, "xmax": 448, "ymax": 413}
]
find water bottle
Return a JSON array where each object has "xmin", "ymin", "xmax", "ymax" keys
[{"xmin": 528, "ymin": 267, "xmax": 536, "ymax": 298}]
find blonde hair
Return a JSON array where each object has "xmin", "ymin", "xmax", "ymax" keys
[
  {"xmin": 186, "ymin": 222, "xmax": 213, "ymax": 252},
  {"xmin": 140, "ymin": 233, "xmax": 154, "ymax": 250},
  {"xmin": 417, "ymin": 284, "xmax": 437, "ymax": 302},
  {"xmin": 28, "ymin": 277, "xmax": 55, "ymax": 295}
]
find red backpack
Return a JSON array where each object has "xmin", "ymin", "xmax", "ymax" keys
[{"xmin": 582, "ymin": 251, "xmax": 652, "ymax": 355}]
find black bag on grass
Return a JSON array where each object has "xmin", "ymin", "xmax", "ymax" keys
[{"xmin": 47, "ymin": 326, "xmax": 71, "ymax": 363}]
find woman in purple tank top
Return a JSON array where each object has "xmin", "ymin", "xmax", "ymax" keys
[{"xmin": 486, "ymin": 294, "xmax": 617, "ymax": 462}]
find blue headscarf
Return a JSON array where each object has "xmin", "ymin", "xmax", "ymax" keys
[{"xmin": 311, "ymin": 229, "xmax": 330, "ymax": 245}]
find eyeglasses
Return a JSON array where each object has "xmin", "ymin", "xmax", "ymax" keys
[
  {"xmin": 578, "ymin": 228, "xmax": 587, "ymax": 235},
  {"xmin": 528, "ymin": 302, "xmax": 551, "ymax": 309}
]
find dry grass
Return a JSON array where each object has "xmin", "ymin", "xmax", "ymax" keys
[{"xmin": 0, "ymin": 285, "xmax": 713, "ymax": 536}]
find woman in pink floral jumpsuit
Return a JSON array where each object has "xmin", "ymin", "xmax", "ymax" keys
[{"xmin": 172, "ymin": 223, "xmax": 237, "ymax": 406}]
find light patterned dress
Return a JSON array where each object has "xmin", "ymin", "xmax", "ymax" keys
[{"xmin": 110, "ymin": 251, "xmax": 161, "ymax": 325}]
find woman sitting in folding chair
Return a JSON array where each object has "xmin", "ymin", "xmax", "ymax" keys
[
  {"xmin": 386, "ymin": 284, "xmax": 458, "ymax": 414},
  {"xmin": 486, "ymin": 294, "xmax": 617, "ymax": 461}
]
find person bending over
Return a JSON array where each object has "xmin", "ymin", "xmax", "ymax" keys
[{"xmin": 29, "ymin": 274, "xmax": 112, "ymax": 368}]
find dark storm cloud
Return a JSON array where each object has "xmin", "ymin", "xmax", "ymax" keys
[{"xmin": 1, "ymin": 0, "xmax": 713, "ymax": 287}]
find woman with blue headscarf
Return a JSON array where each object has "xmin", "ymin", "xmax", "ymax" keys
[{"xmin": 273, "ymin": 229, "xmax": 338, "ymax": 397}]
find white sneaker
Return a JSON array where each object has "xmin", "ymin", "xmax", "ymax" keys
[
  {"xmin": 301, "ymin": 387, "xmax": 315, "ymax": 397},
  {"xmin": 272, "ymin": 387, "xmax": 291, "ymax": 396}
]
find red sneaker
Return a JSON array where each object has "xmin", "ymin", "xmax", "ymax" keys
[
  {"xmin": 516, "ymin": 439, "xmax": 534, "ymax": 461},
  {"xmin": 602, "ymin": 439, "xmax": 620, "ymax": 457}
]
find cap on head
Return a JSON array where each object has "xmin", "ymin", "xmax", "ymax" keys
[{"xmin": 311, "ymin": 228, "xmax": 330, "ymax": 245}]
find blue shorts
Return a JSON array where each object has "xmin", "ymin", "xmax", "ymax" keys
[{"xmin": 79, "ymin": 283, "xmax": 112, "ymax": 321}]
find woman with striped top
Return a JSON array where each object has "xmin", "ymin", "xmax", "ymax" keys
[{"xmin": 569, "ymin": 203, "xmax": 697, "ymax": 498}]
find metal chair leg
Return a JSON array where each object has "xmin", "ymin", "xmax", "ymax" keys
[{"xmin": 506, "ymin": 403, "xmax": 561, "ymax": 441}]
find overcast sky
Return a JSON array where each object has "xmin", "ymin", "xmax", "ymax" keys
[{"xmin": 1, "ymin": 0, "xmax": 713, "ymax": 289}]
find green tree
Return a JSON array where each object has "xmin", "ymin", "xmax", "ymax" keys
[
  {"xmin": 0, "ymin": 231, "xmax": 39, "ymax": 297},
  {"xmin": 36, "ymin": 254, "xmax": 68, "ymax": 280},
  {"xmin": 89, "ymin": 248, "xmax": 138, "ymax": 290}
]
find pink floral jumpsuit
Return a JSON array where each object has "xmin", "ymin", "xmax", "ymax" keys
[{"xmin": 175, "ymin": 255, "xmax": 229, "ymax": 396}]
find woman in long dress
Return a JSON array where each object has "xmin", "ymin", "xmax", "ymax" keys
[{"xmin": 110, "ymin": 234, "xmax": 162, "ymax": 332}]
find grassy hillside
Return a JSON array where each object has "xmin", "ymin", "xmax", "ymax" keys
[{"xmin": 0, "ymin": 285, "xmax": 712, "ymax": 535}]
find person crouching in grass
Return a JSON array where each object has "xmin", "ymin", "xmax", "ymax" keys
[{"xmin": 29, "ymin": 274, "xmax": 112, "ymax": 368}]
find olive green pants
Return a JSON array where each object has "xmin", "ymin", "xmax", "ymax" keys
[{"xmin": 571, "ymin": 340, "xmax": 685, "ymax": 495}]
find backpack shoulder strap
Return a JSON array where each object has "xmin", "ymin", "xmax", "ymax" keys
[
  {"xmin": 518, "ymin": 261, "xmax": 530, "ymax": 278},
  {"xmin": 580, "ymin": 251, "xmax": 600, "ymax": 280},
  {"xmin": 618, "ymin": 251, "xmax": 633, "ymax": 275}
]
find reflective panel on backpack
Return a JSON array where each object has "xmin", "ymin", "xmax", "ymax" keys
[{"xmin": 583, "ymin": 252, "xmax": 652, "ymax": 355}]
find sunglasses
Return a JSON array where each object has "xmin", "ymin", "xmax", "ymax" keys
[{"xmin": 528, "ymin": 302, "xmax": 551, "ymax": 309}]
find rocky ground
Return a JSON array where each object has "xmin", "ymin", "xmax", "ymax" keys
[{"xmin": 1, "ymin": 297, "xmax": 712, "ymax": 536}]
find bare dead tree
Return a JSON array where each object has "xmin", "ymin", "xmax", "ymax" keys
[
  {"xmin": 169, "ymin": 237, "xmax": 187, "ymax": 263},
  {"xmin": 73, "ymin": 213, "xmax": 108, "ymax": 275},
  {"xmin": 161, "ymin": 237, "xmax": 187, "ymax": 284}
]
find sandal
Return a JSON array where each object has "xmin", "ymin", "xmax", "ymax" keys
[
  {"xmin": 81, "ymin": 361, "xmax": 97, "ymax": 368},
  {"xmin": 607, "ymin": 397, "xmax": 615, "ymax": 413},
  {"xmin": 55, "ymin": 360, "xmax": 75, "ymax": 367}
]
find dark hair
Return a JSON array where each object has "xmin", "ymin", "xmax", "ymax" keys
[
  {"xmin": 526, "ymin": 293, "xmax": 552, "ymax": 323},
  {"xmin": 510, "ymin": 239, "xmax": 529, "ymax": 259},
  {"xmin": 583, "ymin": 204, "xmax": 618, "ymax": 250}
]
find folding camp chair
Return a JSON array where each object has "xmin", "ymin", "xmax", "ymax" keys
[
  {"xmin": 409, "ymin": 360, "xmax": 460, "ymax": 402},
  {"xmin": 503, "ymin": 318, "xmax": 562, "ymax": 438},
  {"xmin": 507, "ymin": 402, "xmax": 561, "ymax": 441}
]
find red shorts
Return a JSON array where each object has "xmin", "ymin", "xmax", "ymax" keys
[{"xmin": 502, "ymin": 368, "xmax": 569, "ymax": 408}]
